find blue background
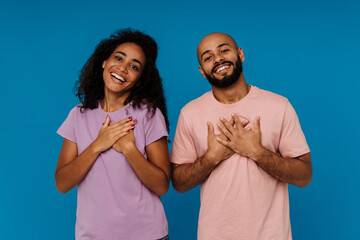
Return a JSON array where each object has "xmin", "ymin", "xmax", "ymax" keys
[{"xmin": 1, "ymin": 0, "xmax": 359, "ymax": 239}]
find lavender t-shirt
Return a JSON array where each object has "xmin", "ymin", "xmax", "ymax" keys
[{"xmin": 57, "ymin": 103, "xmax": 168, "ymax": 240}]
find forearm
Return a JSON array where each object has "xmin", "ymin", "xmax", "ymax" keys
[
  {"xmin": 123, "ymin": 146, "xmax": 169, "ymax": 196},
  {"xmin": 171, "ymin": 154, "xmax": 218, "ymax": 193},
  {"xmin": 252, "ymin": 148, "xmax": 312, "ymax": 188},
  {"xmin": 55, "ymin": 142, "xmax": 101, "ymax": 193}
]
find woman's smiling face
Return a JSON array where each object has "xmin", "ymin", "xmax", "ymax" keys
[{"xmin": 102, "ymin": 42, "xmax": 146, "ymax": 96}]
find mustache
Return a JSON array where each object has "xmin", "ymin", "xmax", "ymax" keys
[{"xmin": 212, "ymin": 61, "xmax": 234, "ymax": 73}]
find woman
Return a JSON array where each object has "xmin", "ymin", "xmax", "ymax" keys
[{"xmin": 56, "ymin": 29, "xmax": 170, "ymax": 240}]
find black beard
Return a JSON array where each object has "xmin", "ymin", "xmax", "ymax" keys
[{"xmin": 205, "ymin": 57, "xmax": 243, "ymax": 88}]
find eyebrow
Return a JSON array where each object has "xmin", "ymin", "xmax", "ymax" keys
[
  {"xmin": 200, "ymin": 43, "xmax": 231, "ymax": 60},
  {"xmin": 115, "ymin": 51, "xmax": 143, "ymax": 67}
]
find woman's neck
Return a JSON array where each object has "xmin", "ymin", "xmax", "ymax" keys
[{"xmin": 100, "ymin": 91, "xmax": 129, "ymax": 112}]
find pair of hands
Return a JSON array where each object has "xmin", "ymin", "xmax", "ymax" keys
[
  {"xmin": 94, "ymin": 115, "xmax": 137, "ymax": 154},
  {"xmin": 206, "ymin": 114, "xmax": 263, "ymax": 164}
]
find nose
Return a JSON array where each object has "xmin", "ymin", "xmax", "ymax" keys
[
  {"xmin": 213, "ymin": 53, "xmax": 224, "ymax": 64},
  {"xmin": 118, "ymin": 62, "xmax": 128, "ymax": 74}
]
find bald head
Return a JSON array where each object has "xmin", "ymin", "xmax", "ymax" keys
[{"xmin": 197, "ymin": 32, "xmax": 238, "ymax": 64}]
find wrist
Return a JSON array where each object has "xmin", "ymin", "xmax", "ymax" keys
[
  {"xmin": 203, "ymin": 151, "xmax": 221, "ymax": 166},
  {"xmin": 89, "ymin": 140, "xmax": 105, "ymax": 155},
  {"xmin": 121, "ymin": 142, "xmax": 137, "ymax": 156},
  {"xmin": 250, "ymin": 145, "xmax": 267, "ymax": 162}
]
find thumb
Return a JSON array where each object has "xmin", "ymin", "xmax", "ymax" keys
[
  {"xmin": 253, "ymin": 116, "xmax": 260, "ymax": 132},
  {"xmin": 207, "ymin": 122, "xmax": 215, "ymax": 136},
  {"xmin": 102, "ymin": 115, "xmax": 111, "ymax": 128}
]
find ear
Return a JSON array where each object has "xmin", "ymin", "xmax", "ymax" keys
[
  {"xmin": 102, "ymin": 60, "xmax": 107, "ymax": 69},
  {"xmin": 198, "ymin": 66, "xmax": 207, "ymax": 79},
  {"xmin": 238, "ymin": 47, "xmax": 245, "ymax": 63}
]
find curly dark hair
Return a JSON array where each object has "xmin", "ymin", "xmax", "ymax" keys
[{"xmin": 74, "ymin": 28, "xmax": 169, "ymax": 130}]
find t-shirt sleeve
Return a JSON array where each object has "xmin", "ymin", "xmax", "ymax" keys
[
  {"xmin": 170, "ymin": 110, "xmax": 198, "ymax": 164},
  {"xmin": 278, "ymin": 101, "xmax": 310, "ymax": 158},
  {"xmin": 144, "ymin": 108, "xmax": 168, "ymax": 146},
  {"xmin": 57, "ymin": 107, "xmax": 77, "ymax": 143}
]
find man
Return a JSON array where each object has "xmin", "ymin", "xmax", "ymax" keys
[{"xmin": 170, "ymin": 32, "xmax": 312, "ymax": 240}]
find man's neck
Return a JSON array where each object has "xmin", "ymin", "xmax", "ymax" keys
[{"xmin": 212, "ymin": 73, "xmax": 250, "ymax": 104}]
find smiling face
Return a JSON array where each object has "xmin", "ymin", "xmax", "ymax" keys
[
  {"xmin": 102, "ymin": 42, "xmax": 145, "ymax": 97},
  {"xmin": 197, "ymin": 33, "xmax": 243, "ymax": 88}
]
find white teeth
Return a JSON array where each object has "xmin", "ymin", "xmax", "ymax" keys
[
  {"xmin": 111, "ymin": 73, "xmax": 125, "ymax": 82},
  {"xmin": 216, "ymin": 65, "xmax": 229, "ymax": 73}
]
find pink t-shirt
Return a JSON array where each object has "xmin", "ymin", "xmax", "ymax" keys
[
  {"xmin": 170, "ymin": 86, "xmax": 309, "ymax": 240},
  {"xmin": 57, "ymin": 103, "xmax": 168, "ymax": 240}
]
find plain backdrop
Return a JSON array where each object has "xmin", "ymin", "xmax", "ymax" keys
[{"xmin": 1, "ymin": 0, "xmax": 359, "ymax": 239}]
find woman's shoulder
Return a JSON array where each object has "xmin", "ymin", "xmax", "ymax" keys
[
  {"xmin": 66, "ymin": 103, "xmax": 98, "ymax": 119},
  {"xmin": 128, "ymin": 104, "xmax": 164, "ymax": 122}
]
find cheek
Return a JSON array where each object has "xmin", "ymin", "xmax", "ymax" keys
[
  {"xmin": 133, "ymin": 70, "xmax": 143, "ymax": 82},
  {"xmin": 204, "ymin": 64, "xmax": 214, "ymax": 74}
]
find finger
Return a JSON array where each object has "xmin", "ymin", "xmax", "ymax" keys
[
  {"xmin": 230, "ymin": 114, "xmax": 246, "ymax": 131},
  {"xmin": 102, "ymin": 115, "xmax": 111, "ymax": 128},
  {"xmin": 207, "ymin": 122, "xmax": 215, "ymax": 137},
  {"xmin": 229, "ymin": 117, "xmax": 235, "ymax": 126},
  {"xmin": 115, "ymin": 116, "xmax": 134, "ymax": 125},
  {"xmin": 111, "ymin": 117, "xmax": 136, "ymax": 128},
  {"xmin": 241, "ymin": 118, "xmax": 250, "ymax": 128},
  {"xmin": 220, "ymin": 117, "xmax": 235, "ymax": 133},
  {"xmin": 253, "ymin": 116, "xmax": 261, "ymax": 133},
  {"xmin": 112, "ymin": 121, "xmax": 136, "ymax": 132},
  {"xmin": 114, "ymin": 129, "xmax": 132, "ymax": 139},
  {"xmin": 217, "ymin": 122, "xmax": 233, "ymax": 140},
  {"xmin": 216, "ymin": 137, "xmax": 230, "ymax": 147}
]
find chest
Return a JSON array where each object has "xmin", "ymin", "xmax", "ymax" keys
[{"xmin": 190, "ymin": 107, "xmax": 283, "ymax": 157}]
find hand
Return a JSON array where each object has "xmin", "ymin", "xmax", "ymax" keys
[
  {"xmin": 93, "ymin": 115, "xmax": 136, "ymax": 153},
  {"xmin": 112, "ymin": 130, "xmax": 136, "ymax": 154},
  {"xmin": 216, "ymin": 114, "xmax": 263, "ymax": 160},
  {"xmin": 204, "ymin": 122, "xmax": 234, "ymax": 165}
]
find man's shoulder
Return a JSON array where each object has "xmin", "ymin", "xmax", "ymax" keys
[
  {"xmin": 180, "ymin": 91, "xmax": 212, "ymax": 114},
  {"xmin": 252, "ymin": 86, "xmax": 289, "ymax": 105}
]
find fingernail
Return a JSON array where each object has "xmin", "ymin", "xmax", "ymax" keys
[
  {"xmin": 217, "ymin": 123, "xmax": 221, "ymax": 127},
  {"xmin": 133, "ymin": 119, "xmax": 138, "ymax": 123},
  {"xmin": 131, "ymin": 124, "xmax": 135, "ymax": 127},
  {"xmin": 128, "ymin": 116, "xmax": 132, "ymax": 120},
  {"xmin": 127, "ymin": 130, "xmax": 130, "ymax": 133},
  {"xmin": 220, "ymin": 117, "xmax": 224, "ymax": 121}
]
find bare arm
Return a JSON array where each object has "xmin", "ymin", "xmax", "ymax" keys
[
  {"xmin": 171, "ymin": 120, "xmax": 249, "ymax": 193},
  {"xmin": 113, "ymin": 134, "xmax": 170, "ymax": 196},
  {"xmin": 55, "ymin": 139, "xmax": 100, "ymax": 193},
  {"xmin": 254, "ymin": 150, "xmax": 311, "ymax": 187},
  {"xmin": 171, "ymin": 154, "xmax": 219, "ymax": 194},
  {"xmin": 55, "ymin": 115, "xmax": 135, "ymax": 193},
  {"xmin": 217, "ymin": 114, "xmax": 312, "ymax": 188}
]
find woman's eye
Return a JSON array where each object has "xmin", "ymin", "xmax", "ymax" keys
[
  {"xmin": 115, "ymin": 56, "xmax": 122, "ymax": 61},
  {"xmin": 130, "ymin": 65, "xmax": 139, "ymax": 71}
]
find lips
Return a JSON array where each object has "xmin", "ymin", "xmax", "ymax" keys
[
  {"xmin": 212, "ymin": 61, "xmax": 233, "ymax": 74},
  {"xmin": 110, "ymin": 72, "xmax": 126, "ymax": 83}
]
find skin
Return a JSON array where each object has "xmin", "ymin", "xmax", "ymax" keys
[
  {"xmin": 56, "ymin": 42, "xmax": 170, "ymax": 196},
  {"xmin": 171, "ymin": 33, "xmax": 312, "ymax": 193}
]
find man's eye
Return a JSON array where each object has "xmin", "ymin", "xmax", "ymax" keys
[
  {"xmin": 221, "ymin": 49, "xmax": 229, "ymax": 53},
  {"xmin": 204, "ymin": 56, "xmax": 211, "ymax": 62}
]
